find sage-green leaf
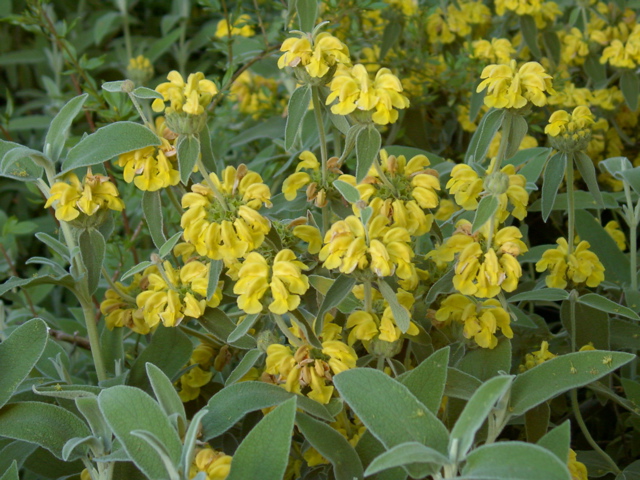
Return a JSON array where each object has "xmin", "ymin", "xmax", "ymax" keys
[
  {"xmin": 425, "ymin": 268, "xmax": 455, "ymax": 306},
  {"xmin": 621, "ymin": 70, "xmax": 639, "ymax": 110},
  {"xmin": 132, "ymin": 86, "xmax": 163, "ymax": 100},
  {"xmin": 227, "ymin": 313, "xmax": 260, "ymax": 344},
  {"xmin": 227, "ymin": 397, "xmax": 296, "ymax": 480},
  {"xmin": 180, "ymin": 408, "xmax": 209, "ymax": 475},
  {"xmin": 458, "ymin": 338, "xmax": 511, "ymax": 382},
  {"xmin": 201, "ymin": 381, "xmax": 333, "ymax": 440},
  {"xmin": 314, "ymin": 274, "xmax": 357, "ymax": 336},
  {"xmin": 577, "ymin": 293, "xmax": 639, "ymax": 320},
  {"xmin": 61, "ymin": 435, "xmax": 102, "ymax": 461},
  {"xmin": 99, "ymin": 386, "xmax": 182, "ymax": 480},
  {"xmin": 471, "ymin": 195, "xmax": 499, "ymax": 233},
  {"xmin": 146, "ymin": 363, "xmax": 186, "ymax": 422},
  {"xmin": 198, "ymin": 308, "xmax": 256, "ymax": 349},
  {"xmin": 574, "ymin": 151, "xmax": 604, "ymax": 208},
  {"xmin": 199, "ymin": 125, "xmax": 217, "ymax": 172},
  {"xmin": 334, "ymin": 179, "xmax": 360, "ymax": 203},
  {"xmin": 284, "ymin": 85, "xmax": 311, "ymax": 150},
  {"xmin": 225, "ymin": 349, "xmax": 263, "ymax": 386},
  {"xmin": 356, "ymin": 431, "xmax": 408, "ymax": 480},
  {"xmin": 528, "ymin": 191, "xmax": 618, "ymax": 212},
  {"xmin": 158, "ymin": 231, "xmax": 183, "ymax": 259},
  {"xmin": 541, "ymin": 152, "xmax": 566, "ymax": 222},
  {"xmin": 78, "ymin": 228, "xmax": 105, "ymax": 295},
  {"xmin": 35, "ymin": 232, "xmax": 70, "ymax": 260},
  {"xmin": 177, "ymin": 134, "xmax": 200, "ymax": 185},
  {"xmin": 0, "ymin": 318, "xmax": 48, "ymax": 409},
  {"xmin": 584, "ymin": 55, "xmax": 607, "ymax": 88},
  {"xmin": 61, "ymin": 122, "xmax": 160, "ymax": 173},
  {"xmin": 398, "ymin": 347, "xmax": 449, "ymax": 413},
  {"xmin": 0, "ymin": 274, "xmax": 74, "ymax": 297},
  {"xmin": 520, "ymin": 15, "xmax": 542, "ymax": 57},
  {"xmin": 75, "ymin": 396, "xmax": 111, "ymax": 447},
  {"xmin": 575, "ymin": 210, "xmax": 630, "ymax": 286},
  {"xmin": 510, "ymin": 350, "xmax": 635, "ymax": 416},
  {"xmin": 508, "ymin": 288, "xmax": 569, "ymax": 303},
  {"xmin": 334, "ymin": 368, "xmax": 449, "ymax": 454},
  {"xmin": 127, "ymin": 326, "xmax": 192, "ymax": 393},
  {"xmin": 462, "ymin": 442, "xmax": 570, "ymax": 480},
  {"xmin": 379, "ymin": 20, "xmax": 401, "ymax": 61},
  {"xmin": 356, "ymin": 126, "xmax": 381, "ymax": 182},
  {"xmin": 450, "ymin": 375, "xmax": 513, "ymax": 460},
  {"xmin": 0, "ymin": 441, "xmax": 37, "ymax": 472},
  {"xmin": 378, "ymin": 279, "xmax": 410, "ymax": 333},
  {"xmin": 537, "ymin": 421, "xmax": 570, "ymax": 463},
  {"xmin": 142, "ymin": 190, "xmax": 166, "ymax": 249},
  {"xmin": 0, "ymin": 143, "xmax": 45, "ymax": 181},
  {"xmin": 619, "ymin": 165, "xmax": 640, "ymax": 196},
  {"xmin": 525, "ymin": 402, "xmax": 550, "ymax": 443},
  {"xmin": 296, "ymin": 412, "xmax": 364, "ymax": 480},
  {"xmin": 465, "ymin": 109, "xmax": 504, "ymax": 164},
  {"xmin": 0, "ymin": 461, "xmax": 18, "ymax": 480},
  {"xmin": 101, "ymin": 81, "xmax": 125, "ymax": 92},
  {"xmin": 207, "ymin": 259, "xmax": 223, "ymax": 302},
  {"xmin": 365, "ymin": 442, "xmax": 449, "ymax": 476},
  {"xmin": 296, "ymin": 0, "xmax": 318, "ymax": 31},
  {"xmin": 120, "ymin": 261, "xmax": 153, "ymax": 282},
  {"xmin": 445, "ymin": 367, "xmax": 482, "ymax": 400},
  {"xmin": 0, "ymin": 402, "xmax": 91, "ymax": 459},
  {"xmin": 505, "ymin": 113, "xmax": 528, "ymax": 159},
  {"xmin": 44, "ymin": 93, "xmax": 88, "ymax": 163}
]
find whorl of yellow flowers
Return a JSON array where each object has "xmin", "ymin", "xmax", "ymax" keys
[
  {"xmin": 152, "ymin": 71, "xmax": 218, "ymax": 115},
  {"xmin": 535, "ymin": 238, "xmax": 605, "ymax": 289},
  {"xmin": 278, "ymin": 32, "xmax": 351, "ymax": 79},
  {"xmin": 233, "ymin": 249, "xmax": 310, "ymax": 315},
  {"xmin": 135, "ymin": 260, "xmax": 223, "ymax": 328},
  {"xmin": 545, "ymin": 106, "xmax": 595, "ymax": 152},
  {"xmin": 319, "ymin": 215, "xmax": 415, "ymax": 283},
  {"xmin": 326, "ymin": 64, "xmax": 410, "ymax": 125},
  {"xmin": 435, "ymin": 294, "xmax": 513, "ymax": 349},
  {"xmin": 477, "ymin": 60, "xmax": 555, "ymax": 110},
  {"xmin": 181, "ymin": 165, "xmax": 272, "ymax": 263},
  {"xmin": 428, "ymin": 220, "xmax": 528, "ymax": 298},
  {"xmin": 44, "ymin": 170, "xmax": 124, "ymax": 222}
]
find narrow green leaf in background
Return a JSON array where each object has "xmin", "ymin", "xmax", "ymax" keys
[
  {"xmin": 78, "ymin": 228, "xmax": 105, "ymax": 295},
  {"xmin": 510, "ymin": 350, "xmax": 635, "ymax": 416},
  {"xmin": 508, "ymin": 288, "xmax": 569, "ymax": 303},
  {"xmin": 158, "ymin": 232, "xmax": 183, "ymax": 259},
  {"xmin": 314, "ymin": 274, "xmax": 357, "ymax": 335},
  {"xmin": 541, "ymin": 152, "xmax": 566, "ymax": 222},
  {"xmin": 356, "ymin": 126, "xmax": 381, "ymax": 182},
  {"xmin": 505, "ymin": 114, "xmax": 528, "ymax": 159},
  {"xmin": 364, "ymin": 442, "xmax": 449, "ymax": 477},
  {"xmin": 142, "ymin": 190, "xmax": 166, "ymax": 249},
  {"xmin": 574, "ymin": 151, "xmax": 604, "ymax": 208},
  {"xmin": 132, "ymin": 86, "xmax": 163, "ymax": 100},
  {"xmin": 378, "ymin": 279, "xmax": 410, "ymax": 333},
  {"xmin": 0, "ymin": 461, "xmax": 18, "ymax": 480},
  {"xmin": 333, "ymin": 179, "xmax": 361, "ymax": 203},
  {"xmin": 0, "ymin": 318, "xmax": 48, "ymax": 409},
  {"xmin": 284, "ymin": 85, "xmax": 311, "ymax": 150},
  {"xmin": 146, "ymin": 363, "xmax": 186, "ymax": 422},
  {"xmin": 207, "ymin": 259, "xmax": 223, "ymax": 302},
  {"xmin": 225, "ymin": 349, "xmax": 263, "ymax": 386},
  {"xmin": 0, "ymin": 402, "xmax": 91, "ymax": 459},
  {"xmin": 537, "ymin": 421, "xmax": 570, "ymax": 463},
  {"xmin": 296, "ymin": 0, "xmax": 318, "ymax": 32},
  {"xmin": 44, "ymin": 93, "xmax": 88, "ymax": 163},
  {"xmin": 296, "ymin": 412, "xmax": 364, "ymax": 480},
  {"xmin": 99, "ymin": 386, "xmax": 182, "ymax": 480},
  {"xmin": 227, "ymin": 397, "xmax": 296, "ymax": 480},
  {"xmin": 577, "ymin": 293, "xmax": 640, "ymax": 320},
  {"xmin": 398, "ymin": 347, "xmax": 449, "ymax": 414},
  {"xmin": 177, "ymin": 134, "xmax": 200, "ymax": 185},
  {"xmin": 472, "ymin": 195, "xmax": 499, "ymax": 233},
  {"xmin": 462, "ymin": 442, "xmax": 570, "ymax": 480},
  {"xmin": 621, "ymin": 70, "xmax": 639, "ymax": 110},
  {"xmin": 61, "ymin": 122, "xmax": 160, "ymax": 173},
  {"xmin": 465, "ymin": 109, "xmax": 504, "ymax": 164},
  {"xmin": 520, "ymin": 15, "xmax": 542, "ymax": 57}
]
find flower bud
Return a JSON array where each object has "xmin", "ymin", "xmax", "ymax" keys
[{"xmin": 483, "ymin": 171, "xmax": 510, "ymax": 196}]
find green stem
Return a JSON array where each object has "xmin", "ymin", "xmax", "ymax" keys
[
  {"xmin": 570, "ymin": 289, "xmax": 578, "ymax": 353},
  {"xmin": 566, "ymin": 153, "xmax": 576, "ymax": 255},
  {"xmin": 196, "ymin": 155, "xmax": 229, "ymax": 211},
  {"xmin": 493, "ymin": 112, "xmax": 512, "ymax": 172},
  {"xmin": 78, "ymin": 292, "xmax": 108, "ymax": 382},
  {"xmin": 622, "ymin": 169, "xmax": 638, "ymax": 290},
  {"xmin": 126, "ymin": 92, "xmax": 151, "ymax": 126},
  {"xmin": 121, "ymin": 6, "xmax": 133, "ymax": 60},
  {"xmin": 101, "ymin": 267, "xmax": 136, "ymax": 303},
  {"xmin": 486, "ymin": 214, "xmax": 496, "ymax": 251},
  {"xmin": 166, "ymin": 185, "xmax": 184, "ymax": 214},
  {"xmin": 311, "ymin": 86, "xmax": 329, "ymax": 185}
]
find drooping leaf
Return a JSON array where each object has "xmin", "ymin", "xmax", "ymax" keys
[
  {"xmin": 465, "ymin": 109, "xmax": 504, "ymax": 164},
  {"xmin": 356, "ymin": 126, "xmax": 382, "ymax": 183},
  {"xmin": 177, "ymin": 134, "xmax": 200, "ymax": 185},
  {"xmin": 146, "ymin": 363, "xmax": 186, "ymax": 422},
  {"xmin": 314, "ymin": 274, "xmax": 357, "ymax": 336},
  {"xmin": 44, "ymin": 93, "xmax": 88, "ymax": 163},
  {"xmin": 537, "ymin": 421, "xmax": 570, "ymax": 463},
  {"xmin": 364, "ymin": 442, "xmax": 449, "ymax": 477},
  {"xmin": 471, "ymin": 195, "xmax": 499, "ymax": 233},
  {"xmin": 225, "ymin": 349, "xmax": 264, "ymax": 386},
  {"xmin": 334, "ymin": 179, "xmax": 360, "ymax": 204},
  {"xmin": 398, "ymin": 347, "xmax": 449, "ymax": 413},
  {"xmin": 520, "ymin": 15, "xmax": 542, "ymax": 57},
  {"xmin": 621, "ymin": 70, "xmax": 639, "ymax": 110},
  {"xmin": 541, "ymin": 152, "xmax": 566, "ymax": 222},
  {"xmin": 508, "ymin": 288, "xmax": 569, "ymax": 303},
  {"xmin": 378, "ymin": 279, "xmax": 410, "ymax": 333},
  {"xmin": 284, "ymin": 85, "xmax": 311, "ymax": 150},
  {"xmin": 296, "ymin": 0, "xmax": 318, "ymax": 31},
  {"xmin": 574, "ymin": 151, "xmax": 604, "ymax": 208},
  {"xmin": 78, "ymin": 228, "xmax": 105, "ymax": 295},
  {"xmin": 142, "ymin": 190, "xmax": 166, "ymax": 249}
]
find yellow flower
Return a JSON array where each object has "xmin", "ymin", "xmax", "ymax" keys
[
  {"xmin": 545, "ymin": 106, "xmax": 595, "ymax": 152},
  {"xmin": 600, "ymin": 25, "xmax": 640, "ymax": 68},
  {"xmin": 215, "ymin": 14, "xmax": 254, "ymax": 38},
  {"xmin": 436, "ymin": 294, "xmax": 513, "ymax": 349},
  {"xmin": 229, "ymin": 71, "xmax": 280, "ymax": 119},
  {"xmin": 568, "ymin": 449, "xmax": 588, "ymax": 480},
  {"xmin": 477, "ymin": 60, "xmax": 555, "ymax": 109},
  {"xmin": 536, "ymin": 238, "xmax": 605, "ymax": 288},
  {"xmin": 181, "ymin": 165, "xmax": 271, "ymax": 262},
  {"xmin": 152, "ymin": 71, "xmax": 218, "ymax": 115},
  {"xmin": 561, "ymin": 28, "xmax": 590, "ymax": 66},
  {"xmin": 472, "ymin": 38, "xmax": 515, "ymax": 64},
  {"xmin": 326, "ymin": 64, "xmax": 410, "ymax": 125},
  {"xmin": 292, "ymin": 225, "xmax": 323, "ymax": 254},
  {"xmin": 234, "ymin": 250, "xmax": 309, "ymax": 315},
  {"xmin": 446, "ymin": 164, "xmax": 484, "ymax": 210},
  {"xmin": 604, "ymin": 220, "xmax": 626, "ymax": 250},
  {"xmin": 282, "ymin": 151, "xmax": 320, "ymax": 200},
  {"xmin": 44, "ymin": 171, "xmax": 124, "ymax": 222},
  {"xmin": 190, "ymin": 448, "xmax": 232, "ymax": 480},
  {"xmin": 519, "ymin": 341, "xmax": 556, "ymax": 372},
  {"xmin": 278, "ymin": 32, "xmax": 350, "ymax": 79},
  {"xmin": 127, "ymin": 55, "xmax": 153, "ymax": 84}
]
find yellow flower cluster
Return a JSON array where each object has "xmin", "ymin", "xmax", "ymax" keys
[
  {"xmin": 152, "ymin": 71, "xmax": 218, "ymax": 115},
  {"xmin": 181, "ymin": 165, "xmax": 271, "ymax": 262},
  {"xmin": 346, "ymin": 288, "xmax": 419, "ymax": 345},
  {"xmin": 495, "ymin": 0, "xmax": 561, "ymax": 27},
  {"xmin": 117, "ymin": 117, "xmax": 180, "ymax": 191},
  {"xmin": 471, "ymin": 38, "xmax": 515, "ymax": 64},
  {"xmin": 215, "ymin": 14, "xmax": 254, "ymax": 38},
  {"xmin": 282, "ymin": 151, "xmax": 335, "ymax": 207},
  {"xmin": 190, "ymin": 448, "xmax": 232, "ymax": 480},
  {"xmin": 233, "ymin": 250, "xmax": 309, "ymax": 315},
  {"xmin": 229, "ymin": 71, "xmax": 281, "ymax": 119},
  {"xmin": 519, "ymin": 341, "xmax": 556, "ymax": 372},
  {"xmin": 264, "ymin": 319, "xmax": 356, "ymax": 404},
  {"xmin": 45, "ymin": 171, "xmax": 124, "ymax": 222},
  {"xmin": 320, "ymin": 215, "xmax": 415, "ymax": 283},
  {"xmin": 535, "ymin": 238, "xmax": 605, "ymax": 289},
  {"xmin": 341, "ymin": 150, "xmax": 440, "ymax": 236},
  {"xmin": 477, "ymin": 60, "xmax": 555, "ymax": 109},
  {"xmin": 545, "ymin": 106, "xmax": 595, "ymax": 138},
  {"xmin": 435, "ymin": 294, "xmax": 513, "ymax": 349},
  {"xmin": 428, "ymin": 220, "xmax": 528, "ymax": 298},
  {"xmin": 426, "ymin": 1, "xmax": 491, "ymax": 44},
  {"xmin": 326, "ymin": 64, "xmax": 409, "ymax": 125},
  {"xmin": 278, "ymin": 32, "xmax": 350, "ymax": 79},
  {"xmin": 605, "ymin": 220, "xmax": 626, "ymax": 251},
  {"xmin": 568, "ymin": 449, "xmax": 588, "ymax": 480},
  {"xmin": 177, "ymin": 343, "xmax": 215, "ymax": 402},
  {"xmin": 560, "ymin": 28, "xmax": 590, "ymax": 66},
  {"xmin": 136, "ymin": 260, "xmax": 222, "ymax": 328},
  {"xmin": 600, "ymin": 24, "xmax": 640, "ymax": 68},
  {"xmin": 126, "ymin": 55, "xmax": 153, "ymax": 84},
  {"xmin": 100, "ymin": 268, "xmax": 156, "ymax": 335},
  {"xmin": 446, "ymin": 163, "xmax": 529, "ymax": 221}
]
